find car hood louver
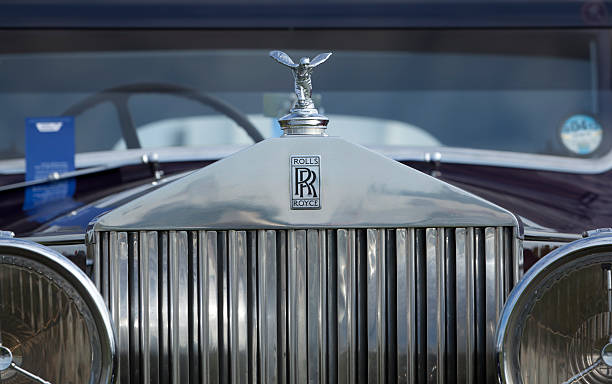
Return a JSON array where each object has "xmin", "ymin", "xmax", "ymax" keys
[{"xmin": 93, "ymin": 136, "xmax": 518, "ymax": 231}]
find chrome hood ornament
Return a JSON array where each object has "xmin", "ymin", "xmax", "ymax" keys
[{"xmin": 270, "ymin": 50, "xmax": 332, "ymax": 136}]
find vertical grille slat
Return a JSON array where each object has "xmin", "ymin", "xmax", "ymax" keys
[
  {"xmin": 96, "ymin": 226, "xmax": 515, "ymax": 384},
  {"xmin": 337, "ymin": 229, "xmax": 357, "ymax": 384},
  {"xmin": 140, "ymin": 231, "xmax": 160, "ymax": 384},
  {"xmin": 110, "ymin": 232, "xmax": 129, "ymax": 383},
  {"xmin": 228, "ymin": 231, "xmax": 249, "ymax": 384},
  {"xmin": 189, "ymin": 231, "xmax": 200, "ymax": 384},
  {"xmin": 128, "ymin": 232, "xmax": 140, "ymax": 384},
  {"xmin": 366, "ymin": 228, "xmax": 386, "ymax": 384},
  {"xmin": 426, "ymin": 228, "xmax": 446, "ymax": 384},
  {"xmin": 258, "ymin": 230, "xmax": 278, "ymax": 384},
  {"xmin": 396, "ymin": 228, "xmax": 416, "ymax": 384},
  {"xmin": 247, "ymin": 231, "xmax": 258, "ymax": 384},
  {"xmin": 169, "ymin": 231, "xmax": 190, "ymax": 383},
  {"xmin": 158, "ymin": 231, "xmax": 170, "ymax": 384},
  {"xmin": 484, "ymin": 227, "xmax": 503, "ymax": 384},
  {"xmin": 199, "ymin": 230, "xmax": 219, "ymax": 384},
  {"xmin": 288, "ymin": 230, "xmax": 308, "ymax": 384},
  {"xmin": 455, "ymin": 228, "xmax": 475, "ymax": 384}
]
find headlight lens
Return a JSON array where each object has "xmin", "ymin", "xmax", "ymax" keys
[
  {"xmin": 497, "ymin": 234, "xmax": 612, "ymax": 384},
  {"xmin": 0, "ymin": 239, "xmax": 114, "ymax": 384}
]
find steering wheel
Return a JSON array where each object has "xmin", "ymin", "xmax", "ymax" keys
[{"xmin": 62, "ymin": 83, "xmax": 265, "ymax": 148}]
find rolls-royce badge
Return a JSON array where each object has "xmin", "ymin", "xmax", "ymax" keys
[{"xmin": 290, "ymin": 155, "xmax": 321, "ymax": 210}]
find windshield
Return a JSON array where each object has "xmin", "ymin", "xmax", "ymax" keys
[{"xmin": 0, "ymin": 29, "xmax": 609, "ymax": 163}]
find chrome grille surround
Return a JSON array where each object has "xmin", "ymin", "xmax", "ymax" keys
[{"xmin": 90, "ymin": 226, "xmax": 517, "ymax": 384}]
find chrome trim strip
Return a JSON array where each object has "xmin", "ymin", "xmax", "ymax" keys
[
  {"xmin": 277, "ymin": 230, "xmax": 289, "ymax": 384},
  {"xmin": 396, "ymin": 228, "xmax": 416, "ymax": 384},
  {"xmin": 247, "ymin": 231, "xmax": 258, "ymax": 384},
  {"xmin": 484, "ymin": 227, "xmax": 502, "ymax": 384},
  {"xmin": 200, "ymin": 231, "xmax": 219, "ymax": 384},
  {"xmin": 141, "ymin": 231, "xmax": 161, "ymax": 384},
  {"xmin": 220, "ymin": 232, "xmax": 230, "ymax": 383},
  {"xmin": 326, "ymin": 229, "xmax": 337, "ymax": 384},
  {"xmin": 376, "ymin": 145, "xmax": 612, "ymax": 174},
  {"xmin": 288, "ymin": 230, "xmax": 308, "ymax": 384},
  {"xmin": 189, "ymin": 232, "xmax": 200, "ymax": 383},
  {"xmin": 114, "ymin": 232, "xmax": 130, "ymax": 383},
  {"xmin": 159, "ymin": 231, "xmax": 170, "ymax": 384},
  {"xmin": 456, "ymin": 228, "xmax": 476, "ymax": 384},
  {"xmin": 129, "ymin": 233, "xmax": 140, "ymax": 384},
  {"xmin": 177, "ymin": 231, "xmax": 190, "ymax": 383},
  {"xmin": 92, "ymin": 231, "xmax": 101, "ymax": 290},
  {"xmin": 197, "ymin": 231, "xmax": 209, "ymax": 384},
  {"xmin": 20, "ymin": 233, "xmax": 86, "ymax": 245},
  {"xmin": 258, "ymin": 230, "xmax": 278, "ymax": 384},
  {"xmin": 307, "ymin": 229, "xmax": 325, "ymax": 384},
  {"xmin": 101, "ymin": 232, "xmax": 110, "ymax": 306},
  {"xmin": 320, "ymin": 230, "xmax": 328, "ymax": 384},
  {"xmin": 473, "ymin": 228, "xmax": 486, "ymax": 383},
  {"xmin": 168, "ymin": 231, "xmax": 190, "ymax": 383},
  {"xmin": 425, "ymin": 228, "xmax": 445, "ymax": 384},
  {"xmin": 337, "ymin": 229, "xmax": 357, "ymax": 384},
  {"xmin": 168, "ymin": 232, "xmax": 178, "ymax": 383},
  {"xmin": 366, "ymin": 229, "xmax": 386, "ymax": 384},
  {"xmin": 523, "ymin": 230, "xmax": 581, "ymax": 242},
  {"xmin": 229, "ymin": 231, "xmax": 248, "ymax": 384},
  {"xmin": 0, "ymin": 165, "xmax": 113, "ymax": 192},
  {"xmin": 3, "ymin": 141, "xmax": 610, "ymax": 176}
]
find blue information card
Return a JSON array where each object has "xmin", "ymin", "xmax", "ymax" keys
[{"xmin": 24, "ymin": 117, "xmax": 76, "ymax": 211}]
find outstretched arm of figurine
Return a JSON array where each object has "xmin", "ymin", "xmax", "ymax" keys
[
  {"xmin": 309, "ymin": 52, "xmax": 332, "ymax": 68},
  {"xmin": 269, "ymin": 51, "xmax": 298, "ymax": 68}
]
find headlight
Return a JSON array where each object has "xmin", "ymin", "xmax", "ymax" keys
[
  {"xmin": 497, "ymin": 231, "xmax": 612, "ymax": 384},
  {"xmin": 0, "ymin": 237, "xmax": 115, "ymax": 384}
]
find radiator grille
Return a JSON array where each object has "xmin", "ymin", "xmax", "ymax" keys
[{"xmin": 91, "ymin": 227, "xmax": 516, "ymax": 384}]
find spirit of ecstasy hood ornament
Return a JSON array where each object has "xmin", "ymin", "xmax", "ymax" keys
[{"xmin": 270, "ymin": 50, "xmax": 332, "ymax": 135}]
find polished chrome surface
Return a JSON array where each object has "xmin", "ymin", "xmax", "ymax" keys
[
  {"xmin": 337, "ymin": 229, "xmax": 357, "ymax": 384},
  {"xmin": 455, "ymin": 228, "xmax": 475, "ymax": 383},
  {"xmin": 366, "ymin": 228, "xmax": 385, "ymax": 384},
  {"xmin": 94, "ymin": 225, "xmax": 513, "ymax": 384},
  {"xmin": 425, "ymin": 228, "xmax": 445, "ymax": 384},
  {"xmin": 0, "ymin": 238, "xmax": 115, "ymax": 384},
  {"xmin": 602, "ymin": 343, "xmax": 612, "ymax": 366},
  {"xmin": 396, "ymin": 228, "xmax": 415, "ymax": 384},
  {"xmin": 377, "ymin": 144, "xmax": 612, "ymax": 174},
  {"xmin": 497, "ymin": 232, "xmax": 612, "ymax": 384},
  {"xmin": 95, "ymin": 137, "xmax": 518, "ymax": 231},
  {"xmin": 0, "ymin": 346, "xmax": 12, "ymax": 371},
  {"xmin": 270, "ymin": 51, "xmax": 331, "ymax": 135}
]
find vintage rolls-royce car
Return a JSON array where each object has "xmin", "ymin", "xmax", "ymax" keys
[{"xmin": 3, "ymin": 1, "xmax": 612, "ymax": 383}]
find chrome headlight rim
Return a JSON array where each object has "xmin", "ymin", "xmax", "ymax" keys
[
  {"xmin": 0, "ymin": 238, "xmax": 115, "ymax": 384},
  {"xmin": 496, "ymin": 233, "xmax": 612, "ymax": 383}
]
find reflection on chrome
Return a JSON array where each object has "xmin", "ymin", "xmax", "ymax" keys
[
  {"xmin": 0, "ymin": 260, "xmax": 93, "ymax": 383},
  {"xmin": 0, "ymin": 345, "xmax": 52, "ymax": 384}
]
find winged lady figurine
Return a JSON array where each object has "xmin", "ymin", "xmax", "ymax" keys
[{"xmin": 270, "ymin": 50, "xmax": 332, "ymax": 110}]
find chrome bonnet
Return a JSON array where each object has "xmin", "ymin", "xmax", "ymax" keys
[
  {"xmin": 94, "ymin": 136, "xmax": 517, "ymax": 231},
  {"xmin": 89, "ymin": 134, "xmax": 520, "ymax": 384}
]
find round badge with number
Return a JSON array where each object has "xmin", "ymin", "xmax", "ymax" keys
[{"xmin": 560, "ymin": 114, "xmax": 603, "ymax": 155}]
